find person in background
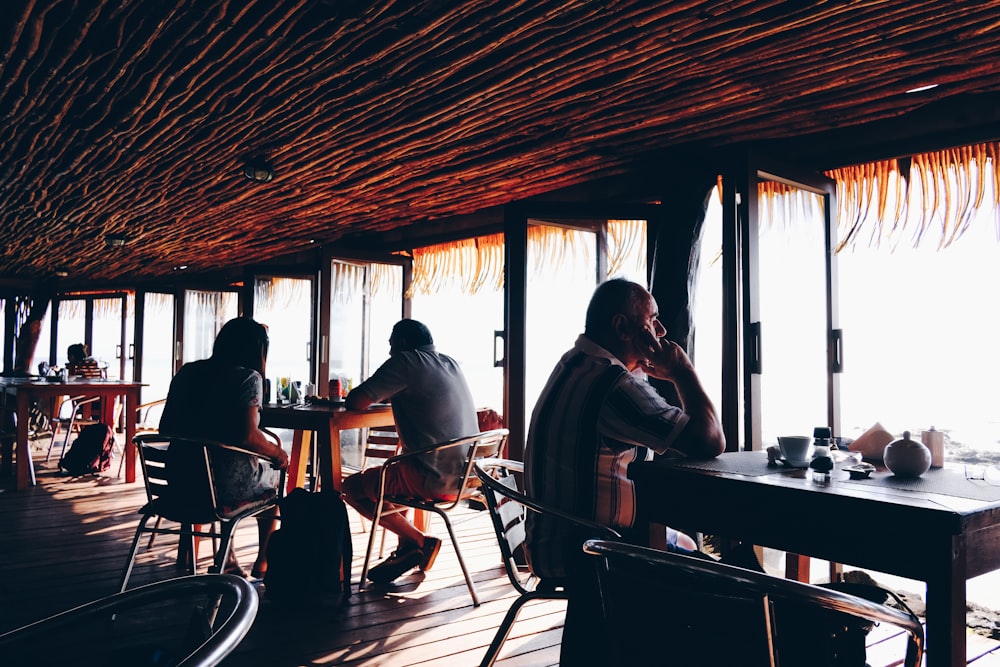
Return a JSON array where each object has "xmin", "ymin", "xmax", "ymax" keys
[
  {"xmin": 66, "ymin": 343, "xmax": 102, "ymax": 377},
  {"xmin": 343, "ymin": 318, "xmax": 479, "ymax": 584},
  {"xmin": 524, "ymin": 278, "xmax": 727, "ymax": 665},
  {"xmin": 159, "ymin": 317, "xmax": 288, "ymax": 578}
]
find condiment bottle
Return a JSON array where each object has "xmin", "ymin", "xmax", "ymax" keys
[{"xmin": 813, "ymin": 426, "xmax": 833, "ymax": 451}]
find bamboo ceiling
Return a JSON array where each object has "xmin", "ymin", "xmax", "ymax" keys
[{"xmin": 3, "ymin": 0, "xmax": 1000, "ymax": 286}]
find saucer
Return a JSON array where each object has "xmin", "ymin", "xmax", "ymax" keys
[
  {"xmin": 843, "ymin": 462, "xmax": 876, "ymax": 479},
  {"xmin": 777, "ymin": 457, "xmax": 811, "ymax": 469}
]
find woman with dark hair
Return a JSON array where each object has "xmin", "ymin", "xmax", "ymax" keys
[{"xmin": 159, "ymin": 316, "xmax": 288, "ymax": 577}]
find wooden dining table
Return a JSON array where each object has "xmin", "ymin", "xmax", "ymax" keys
[
  {"xmin": 0, "ymin": 377, "xmax": 144, "ymax": 489},
  {"xmin": 259, "ymin": 401, "xmax": 395, "ymax": 493},
  {"xmin": 629, "ymin": 450, "xmax": 1000, "ymax": 667}
]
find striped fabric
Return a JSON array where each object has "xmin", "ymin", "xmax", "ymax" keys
[{"xmin": 524, "ymin": 335, "xmax": 688, "ymax": 579}]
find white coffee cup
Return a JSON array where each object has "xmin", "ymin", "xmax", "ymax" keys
[{"xmin": 777, "ymin": 436, "xmax": 813, "ymax": 464}]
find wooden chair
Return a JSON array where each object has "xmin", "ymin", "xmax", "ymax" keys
[
  {"xmin": 358, "ymin": 429, "xmax": 508, "ymax": 606},
  {"xmin": 473, "ymin": 458, "xmax": 621, "ymax": 667},
  {"xmin": 582, "ymin": 538, "xmax": 924, "ymax": 667},
  {"xmin": 120, "ymin": 433, "xmax": 286, "ymax": 592}
]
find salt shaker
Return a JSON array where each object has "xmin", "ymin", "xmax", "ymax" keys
[{"xmin": 921, "ymin": 427, "xmax": 945, "ymax": 468}]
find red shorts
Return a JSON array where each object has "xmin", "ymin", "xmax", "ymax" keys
[{"xmin": 353, "ymin": 462, "xmax": 455, "ymax": 503}]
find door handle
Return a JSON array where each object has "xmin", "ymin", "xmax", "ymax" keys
[
  {"xmin": 832, "ymin": 329, "xmax": 844, "ymax": 373},
  {"xmin": 494, "ymin": 330, "xmax": 505, "ymax": 368},
  {"xmin": 750, "ymin": 322, "xmax": 762, "ymax": 374}
]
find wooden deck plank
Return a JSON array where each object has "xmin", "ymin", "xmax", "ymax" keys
[{"xmin": 4, "ymin": 450, "xmax": 995, "ymax": 667}]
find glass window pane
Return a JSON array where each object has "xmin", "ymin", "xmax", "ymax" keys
[
  {"xmin": 183, "ymin": 290, "xmax": 237, "ymax": 363},
  {"xmin": 56, "ymin": 300, "xmax": 86, "ymax": 367},
  {"xmin": 411, "ymin": 285, "xmax": 503, "ymax": 411},
  {"xmin": 757, "ymin": 186, "xmax": 828, "ymax": 442},
  {"xmin": 692, "ymin": 189, "xmax": 724, "ymax": 413},
  {"xmin": 91, "ymin": 297, "xmax": 122, "ymax": 379},
  {"xmin": 142, "ymin": 293, "xmax": 175, "ymax": 401},
  {"xmin": 329, "ymin": 261, "xmax": 365, "ymax": 396},
  {"xmin": 526, "ymin": 225, "xmax": 597, "ymax": 415},
  {"xmin": 254, "ymin": 277, "xmax": 313, "ymax": 390}
]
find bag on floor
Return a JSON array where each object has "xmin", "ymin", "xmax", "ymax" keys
[
  {"xmin": 264, "ymin": 487, "xmax": 353, "ymax": 607},
  {"xmin": 59, "ymin": 422, "xmax": 115, "ymax": 476},
  {"xmin": 772, "ymin": 582, "xmax": 918, "ymax": 667}
]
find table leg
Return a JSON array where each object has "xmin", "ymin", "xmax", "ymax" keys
[
  {"xmin": 124, "ymin": 391, "xmax": 137, "ymax": 483},
  {"xmin": 286, "ymin": 429, "xmax": 312, "ymax": 493},
  {"xmin": 16, "ymin": 393, "xmax": 31, "ymax": 489},
  {"xmin": 785, "ymin": 553, "xmax": 811, "ymax": 582},
  {"xmin": 325, "ymin": 421, "xmax": 343, "ymax": 492},
  {"xmin": 924, "ymin": 537, "xmax": 966, "ymax": 667}
]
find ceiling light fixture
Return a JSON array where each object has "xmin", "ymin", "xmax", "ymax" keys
[
  {"xmin": 105, "ymin": 233, "xmax": 127, "ymax": 247},
  {"xmin": 905, "ymin": 83, "xmax": 939, "ymax": 94},
  {"xmin": 54, "ymin": 269, "xmax": 69, "ymax": 278},
  {"xmin": 242, "ymin": 157, "xmax": 275, "ymax": 183}
]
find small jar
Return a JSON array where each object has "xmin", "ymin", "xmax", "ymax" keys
[{"xmin": 810, "ymin": 453, "xmax": 834, "ymax": 484}]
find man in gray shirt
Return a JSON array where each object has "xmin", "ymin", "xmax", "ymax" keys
[{"xmin": 344, "ymin": 319, "xmax": 479, "ymax": 584}]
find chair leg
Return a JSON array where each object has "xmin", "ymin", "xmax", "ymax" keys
[
  {"xmin": 211, "ymin": 522, "xmax": 238, "ymax": 575},
  {"xmin": 147, "ymin": 517, "xmax": 162, "ymax": 549},
  {"xmin": 58, "ymin": 414, "xmax": 76, "ymax": 463},
  {"xmin": 28, "ymin": 445, "xmax": 36, "ymax": 486},
  {"xmin": 435, "ymin": 510, "xmax": 480, "ymax": 606},
  {"xmin": 120, "ymin": 515, "xmax": 155, "ymax": 592},
  {"xmin": 480, "ymin": 594, "xmax": 547, "ymax": 667},
  {"xmin": 45, "ymin": 423, "xmax": 61, "ymax": 463},
  {"xmin": 358, "ymin": 497, "xmax": 387, "ymax": 591}
]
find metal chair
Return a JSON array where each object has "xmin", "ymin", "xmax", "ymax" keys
[
  {"xmin": 582, "ymin": 538, "xmax": 925, "ymax": 667},
  {"xmin": 358, "ymin": 428, "xmax": 508, "ymax": 606},
  {"xmin": 352, "ymin": 426, "xmax": 402, "ymax": 558},
  {"xmin": 0, "ymin": 574, "xmax": 258, "ymax": 667},
  {"xmin": 45, "ymin": 394, "xmax": 101, "ymax": 464},
  {"xmin": 473, "ymin": 458, "xmax": 621, "ymax": 667},
  {"xmin": 119, "ymin": 433, "xmax": 286, "ymax": 592},
  {"xmin": 116, "ymin": 397, "xmax": 167, "ymax": 477}
]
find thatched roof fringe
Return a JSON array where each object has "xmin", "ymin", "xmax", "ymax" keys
[
  {"xmin": 406, "ymin": 220, "xmax": 645, "ymax": 297},
  {"xmin": 755, "ymin": 141, "xmax": 1000, "ymax": 252}
]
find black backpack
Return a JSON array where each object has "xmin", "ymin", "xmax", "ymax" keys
[
  {"xmin": 264, "ymin": 488, "xmax": 353, "ymax": 607},
  {"xmin": 59, "ymin": 422, "xmax": 115, "ymax": 476}
]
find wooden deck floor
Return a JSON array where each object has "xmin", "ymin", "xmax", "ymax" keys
[{"xmin": 3, "ymin": 441, "xmax": 1000, "ymax": 666}]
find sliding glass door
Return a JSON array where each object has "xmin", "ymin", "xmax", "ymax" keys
[
  {"xmin": 755, "ymin": 181, "xmax": 833, "ymax": 443},
  {"xmin": 711, "ymin": 159, "xmax": 840, "ymax": 451}
]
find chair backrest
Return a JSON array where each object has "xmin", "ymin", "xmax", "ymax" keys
[
  {"xmin": 135, "ymin": 434, "xmax": 216, "ymax": 524},
  {"xmin": 582, "ymin": 538, "xmax": 924, "ymax": 667},
  {"xmin": 474, "ymin": 458, "xmax": 621, "ymax": 593},
  {"xmin": 135, "ymin": 433, "xmax": 283, "ymax": 524},
  {"xmin": 135, "ymin": 398, "xmax": 166, "ymax": 432},
  {"xmin": 362, "ymin": 427, "xmax": 401, "ymax": 468},
  {"xmin": 379, "ymin": 429, "xmax": 509, "ymax": 509},
  {"xmin": 69, "ymin": 361, "xmax": 105, "ymax": 379}
]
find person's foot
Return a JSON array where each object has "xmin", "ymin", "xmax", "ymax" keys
[
  {"xmin": 419, "ymin": 536, "xmax": 442, "ymax": 571},
  {"xmin": 222, "ymin": 550, "xmax": 247, "ymax": 578},
  {"xmin": 366, "ymin": 542, "xmax": 424, "ymax": 584},
  {"xmin": 250, "ymin": 558, "xmax": 267, "ymax": 579}
]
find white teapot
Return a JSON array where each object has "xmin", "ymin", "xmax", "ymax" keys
[{"xmin": 883, "ymin": 431, "xmax": 932, "ymax": 478}]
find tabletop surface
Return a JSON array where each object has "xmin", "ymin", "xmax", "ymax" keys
[
  {"xmin": 0, "ymin": 377, "xmax": 144, "ymax": 387},
  {"xmin": 635, "ymin": 450, "xmax": 1000, "ymax": 516},
  {"xmin": 260, "ymin": 401, "xmax": 392, "ymax": 413}
]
